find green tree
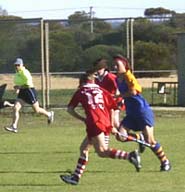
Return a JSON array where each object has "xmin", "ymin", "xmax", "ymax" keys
[
  {"xmin": 68, "ymin": 11, "xmax": 89, "ymax": 26},
  {"xmin": 144, "ymin": 7, "xmax": 175, "ymax": 17},
  {"xmin": 80, "ymin": 44, "xmax": 125, "ymax": 70},
  {"xmin": 49, "ymin": 30, "xmax": 82, "ymax": 72},
  {"xmin": 168, "ymin": 13, "xmax": 185, "ymax": 29},
  {"xmin": 134, "ymin": 18, "xmax": 175, "ymax": 44},
  {"xmin": 134, "ymin": 41, "xmax": 175, "ymax": 71},
  {"xmin": 0, "ymin": 17, "xmax": 24, "ymax": 72}
]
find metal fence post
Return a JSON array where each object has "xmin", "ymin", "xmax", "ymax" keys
[
  {"xmin": 40, "ymin": 19, "xmax": 46, "ymax": 109},
  {"xmin": 130, "ymin": 18, "xmax": 134, "ymax": 72},
  {"xmin": 45, "ymin": 22, "xmax": 50, "ymax": 108}
]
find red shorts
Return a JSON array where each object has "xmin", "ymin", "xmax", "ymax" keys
[{"xmin": 86, "ymin": 123, "xmax": 112, "ymax": 139}]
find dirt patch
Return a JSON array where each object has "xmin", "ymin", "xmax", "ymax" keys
[{"xmin": 137, "ymin": 75, "xmax": 177, "ymax": 88}]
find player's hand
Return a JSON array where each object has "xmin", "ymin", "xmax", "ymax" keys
[
  {"xmin": 115, "ymin": 132, "xmax": 127, "ymax": 142},
  {"xmin": 14, "ymin": 85, "xmax": 20, "ymax": 90},
  {"xmin": 14, "ymin": 85, "xmax": 20, "ymax": 94},
  {"xmin": 116, "ymin": 60, "xmax": 126, "ymax": 73},
  {"xmin": 111, "ymin": 127, "xmax": 118, "ymax": 135}
]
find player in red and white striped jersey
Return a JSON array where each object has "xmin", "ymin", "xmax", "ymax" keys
[{"xmin": 60, "ymin": 70, "xmax": 141, "ymax": 185}]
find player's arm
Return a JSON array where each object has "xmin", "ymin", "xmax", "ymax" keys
[
  {"xmin": 67, "ymin": 106, "xmax": 86, "ymax": 122},
  {"xmin": 104, "ymin": 90, "xmax": 119, "ymax": 134},
  {"xmin": 116, "ymin": 60, "xmax": 141, "ymax": 98},
  {"xmin": 110, "ymin": 109, "xmax": 119, "ymax": 135}
]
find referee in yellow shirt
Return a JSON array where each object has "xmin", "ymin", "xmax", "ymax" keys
[{"xmin": 4, "ymin": 58, "xmax": 54, "ymax": 133}]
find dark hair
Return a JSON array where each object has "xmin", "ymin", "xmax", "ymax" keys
[
  {"xmin": 113, "ymin": 54, "xmax": 125, "ymax": 60},
  {"xmin": 79, "ymin": 69, "xmax": 96, "ymax": 86},
  {"xmin": 93, "ymin": 58, "xmax": 108, "ymax": 70}
]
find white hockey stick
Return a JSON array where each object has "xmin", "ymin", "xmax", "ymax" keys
[{"xmin": 117, "ymin": 132, "xmax": 151, "ymax": 147}]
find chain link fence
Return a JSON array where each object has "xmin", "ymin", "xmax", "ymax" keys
[{"xmin": 0, "ymin": 16, "xmax": 180, "ymax": 108}]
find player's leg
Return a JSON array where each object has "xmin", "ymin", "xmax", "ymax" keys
[
  {"xmin": 116, "ymin": 115, "xmax": 146, "ymax": 153},
  {"xmin": 0, "ymin": 101, "xmax": 14, "ymax": 108},
  {"xmin": 72, "ymin": 137, "xmax": 91, "ymax": 179},
  {"xmin": 32, "ymin": 101, "xmax": 49, "ymax": 116},
  {"xmin": 128, "ymin": 132, "xmax": 146, "ymax": 152},
  {"xmin": 32, "ymin": 101, "xmax": 54, "ymax": 124},
  {"xmin": 143, "ymin": 125, "xmax": 171, "ymax": 171},
  {"xmin": 4, "ymin": 99, "xmax": 23, "ymax": 133},
  {"xmin": 61, "ymin": 137, "xmax": 92, "ymax": 185},
  {"xmin": 22, "ymin": 88, "xmax": 54, "ymax": 124},
  {"xmin": 91, "ymin": 132, "xmax": 141, "ymax": 171},
  {"xmin": 113, "ymin": 109, "xmax": 120, "ymax": 128}
]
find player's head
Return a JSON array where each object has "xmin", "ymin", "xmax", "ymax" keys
[
  {"xmin": 93, "ymin": 58, "xmax": 108, "ymax": 71},
  {"xmin": 113, "ymin": 54, "xmax": 131, "ymax": 71},
  {"xmin": 14, "ymin": 58, "xmax": 24, "ymax": 70},
  {"xmin": 79, "ymin": 69, "xmax": 96, "ymax": 87}
]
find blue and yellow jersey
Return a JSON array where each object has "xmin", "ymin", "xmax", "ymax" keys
[
  {"xmin": 116, "ymin": 70, "xmax": 150, "ymax": 115},
  {"xmin": 123, "ymin": 70, "xmax": 142, "ymax": 93}
]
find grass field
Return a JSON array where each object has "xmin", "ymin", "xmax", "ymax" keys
[{"xmin": 0, "ymin": 109, "xmax": 185, "ymax": 192}]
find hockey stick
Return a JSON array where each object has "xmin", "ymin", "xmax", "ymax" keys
[{"xmin": 117, "ymin": 132, "xmax": 151, "ymax": 147}]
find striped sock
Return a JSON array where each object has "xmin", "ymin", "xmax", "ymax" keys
[
  {"xmin": 109, "ymin": 148, "xmax": 129, "ymax": 160},
  {"xmin": 151, "ymin": 142, "xmax": 168, "ymax": 163},
  {"xmin": 73, "ymin": 156, "xmax": 88, "ymax": 179},
  {"xmin": 104, "ymin": 135, "xmax": 110, "ymax": 148}
]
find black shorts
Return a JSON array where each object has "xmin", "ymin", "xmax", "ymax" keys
[{"xmin": 17, "ymin": 88, "xmax": 38, "ymax": 105}]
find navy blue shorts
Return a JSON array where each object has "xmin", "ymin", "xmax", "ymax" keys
[
  {"xmin": 17, "ymin": 88, "xmax": 38, "ymax": 105},
  {"xmin": 121, "ymin": 109, "xmax": 154, "ymax": 131}
]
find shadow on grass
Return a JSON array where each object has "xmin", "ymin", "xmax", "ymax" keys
[
  {"xmin": 0, "ymin": 184, "xmax": 62, "ymax": 186},
  {"xmin": 0, "ymin": 151, "xmax": 75, "ymax": 154},
  {"xmin": 0, "ymin": 170, "xmax": 69, "ymax": 174}
]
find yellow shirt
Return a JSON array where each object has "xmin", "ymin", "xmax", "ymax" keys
[
  {"xmin": 123, "ymin": 70, "xmax": 142, "ymax": 93},
  {"xmin": 14, "ymin": 66, "xmax": 34, "ymax": 88}
]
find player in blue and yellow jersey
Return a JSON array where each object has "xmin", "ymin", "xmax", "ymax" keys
[
  {"xmin": 4, "ymin": 58, "xmax": 54, "ymax": 133},
  {"xmin": 113, "ymin": 54, "xmax": 171, "ymax": 171}
]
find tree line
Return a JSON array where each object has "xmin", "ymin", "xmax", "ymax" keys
[{"xmin": 0, "ymin": 7, "xmax": 185, "ymax": 76}]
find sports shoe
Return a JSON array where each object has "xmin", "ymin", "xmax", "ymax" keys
[
  {"xmin": 138, "ymin": 133, "xmax": 146, "ymax": 153},
  {"xmin": 60, "ymin": 174, "xmax": 79, "ymax": 185},
  {"xmin": 3, "ymin": 101, "xmax": 14, "ymax": 107},
  {"xmin": 4, "ymin": 125, "xmax": 18, "ymax": 133},
  {"xmin": 48, "ymin": 111, "xmax": 54, "ymax": 124},
  {"xmin": 128, "ymin": 150, "xmax": 142, "ymax": 172},
  {"xmin": 160, "ymin": 160, "xmax": 171, "ymax": 171}
]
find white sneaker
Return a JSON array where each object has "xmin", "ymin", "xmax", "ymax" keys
[
  {"xmin": 48, "ymin": 111, "xmax": 54, "ymax": 124},
  {"xmin": 3, "ymin": 101, "xmax": 14, "ymax": 107},
  {"xmin": 160, "ymin": 160, "xmax": 171, "ymax": 171},
  {"xmin": 4, "ymin": 126, "xmax": 18, "ymax": 133}
]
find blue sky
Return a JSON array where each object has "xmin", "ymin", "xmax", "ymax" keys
[{"xmin": 0, "ymin": 0, "xmax": 184, "ymax": 19}]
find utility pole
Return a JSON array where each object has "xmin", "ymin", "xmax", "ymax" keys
[
  {"xmin": 89, "ymin": 6, "xmax": 94, "ymax": 33},
  {"xmin": 126, "ymin": 18, "xmax": 134, "ymax": 72}
]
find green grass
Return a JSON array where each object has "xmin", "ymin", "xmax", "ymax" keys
[{"xmin": 0, "ymin": 109, "xmax": 185, "ymax": 192}]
